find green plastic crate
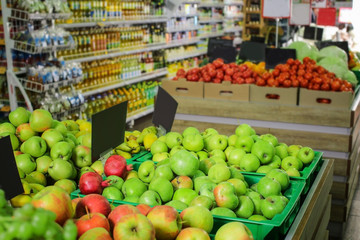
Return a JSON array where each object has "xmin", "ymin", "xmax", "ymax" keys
[
  {"xmin": 127, "ymin": 150, "xmax": 149, "ymax": 162},
  {"xmin": 353, "ymin": 70, "xmax": 360, "ymax": 82},
  {"xmin": 235, "ymin": 151, "xmax": 323, "ymax": 195},
  {"xmin": 133, "ymin": 151, "xmax": 153, "ymax": 162},
  {"xmin": 70, "ymin": 163, "xmax": 304, "ymax": 240}
]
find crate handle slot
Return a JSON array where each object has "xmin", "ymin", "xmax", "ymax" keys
[
  {"xmin": 316, "ymin": 98, "xmax": 331, "ymax": 104},
  {"xmin": 176, "ymin": 87, "xmax": 189, "ymax": 93},
  {"xmin": 266, "ymin": 94, "xmax": 280, "ymax": 100},
  {"xmin": 219, "ymin": 90, "xmax": 233, "ymax": 96}
]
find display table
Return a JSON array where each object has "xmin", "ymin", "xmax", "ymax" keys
[{"xmin": 172, "ymin": 95, "xmax": 360, "ymax": 239}]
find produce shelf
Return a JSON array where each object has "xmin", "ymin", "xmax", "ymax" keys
[
  {"xmin": 58, "ymin": 16, "xmax": 168, "ymax": 28},
  {"xmin": 9, "ymin": 9, "xmax": 71, "ymax": 21},
  {"xmin": 13, "ymin": 41, "xmax": 75, "ymax": 54},
  {"xmin": 166, "ymin": 26, "xmax": 201, "ymax": 33},
  {"xmin": 81, "ymin": 68, "xmax": 168, "ymax": 97},
  {"xmin": 167, "ymin": 50, "xmax": 207, "ymax": 62},
  {"xmin": 51, "ymin": 104, "xmax": 84, "ymax": 121},
  {"xmin": 19, "ymin": 77, "xmax": 83, "ymax": 93}
]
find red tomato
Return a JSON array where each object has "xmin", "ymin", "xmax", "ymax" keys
[
  {"xmin": 176, "ymin": 69, "xmax": 186, "ymax": 76},
  {"xmin": 203, "ymin": 74, "xmax": 211, "ymax": 82},
  {"xmin": 300, "ymin": 79, "xmax": 309, "ymax": 88},
  {"xmin": 215, "ymin": 58, "xmax": 224, "ymax": 63},
  {"xmin": 262, "ymin": 72, "xmax": 271, "ymax": 80},
  {"xmin": 313, "ymin": 77, "xmax": 322, "ymax": 84},
  {"xmin": 224, "ymin": 75, "xmax": 232, "ymax": 81},
  {"xmin": 222, "ymin": 64, "xmax": 230, "ymax": 71},
  {"xmin": 320, "ymin": 83, "xmax": 330, "ymax": 91},
  {"xmin": 304, "ymin": 72, "xmax": 312, "ymax": 80},
  {"xmin": 208, "ymin": 68, "xmax": 217, "ymax": 78},
  {"xmin": 312, "ymin": 83, "xmax": 320, "ymax": 90},
  {"xmin": 225, "ymin": 68, "xmax": 234, "ymax": 76},
  {"xmin": 243, "ymin": 70, "xmax": 252, "ymax": 78},
  {"xmin": 172, "ymin": 76, "xmax": 179, "ymax": 81},
  {"xmin": 292, "ymin": 79, "xmax": 300, "ymax": 87},
  {"xmin": 239, "ymin": 64, "xmax": 248, "ymax": 72},
  {"xmin": 245, "ymin": 78, "xmax": 255, "ymax": 84},
  {"xmin": 283, "ymin": 80, "xmax": 292, "ymax": 88},
  {"xmin": 213, "ymin": 60, "xmax": 223, "ymax": 69},
  {"xmin": 303, "ymin": 57, "xmax": 311, "ymax": 64},
  {"xmin": 216, "ymin": 71, "xmax": 224, "ymax": 80},
  {"xmin": 252, "ymin": 72, "xmax": 258, "ymax": 78},
  {"xmin": 316, "ymin": 66, "xmax": 326, "ymax": 74},
  {"xmin": 294, "ymin": 59, "xmax": 301, "ymax": 65},
  {"xmin": 297, "ymin": 69, "xmax": 305, "ymax": 76},
  {"xmin": 256, "ymin": 78, "xmax": 266, "ymax": 86},
  {"xmin": 229, "ymin": 63, "xmax": 238, "ymax": 68},
  {"xmin": 233, "ymin": 72, "xmax": 241, "ymax": 79},
  {"xmin": 213, "ymin": 78, "xmax": 222, "ymax": 83},
  {"xmin": 267, "ymin": 78, "xmax": 275, "ymax": 86},
  {"xmin": 344, "ymin": 81, "xmax": 353, "ymax": 89},
  {"xmin": 272, "ymin": 69, "xmax": 280, "ymax": 77},
  {"xmin": 287, "ymin": 58, "xmax": 295, "ymax": 65},
  {"xmin": 291, "ymin": 65, "xmax": 298, "ymax": 71}
]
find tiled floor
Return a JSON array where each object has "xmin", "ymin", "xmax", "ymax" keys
[{"xmin": 343, "ymin": 182, "xmax": 360, "ymax": 240}]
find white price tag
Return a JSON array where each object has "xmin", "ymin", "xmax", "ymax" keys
[{"xmin": 262, "ymin": 0, "xmax": 291, "ymax": 18}]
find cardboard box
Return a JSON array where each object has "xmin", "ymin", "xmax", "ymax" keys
[
  {"xmin": 161, "ymin": 78, "xmax": 204, "ymax": 98},
  {"xmin": 204, "ymin": 82, "xmax": 250, "ymax": 101},
  {"xmin": 250, "ymin": 85, "xmax": 298, "ymax": 105},
  {"xmin": 298, "ymin": 88, "xmax": 354, "ymax": 109}
]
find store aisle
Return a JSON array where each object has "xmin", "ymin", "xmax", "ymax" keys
[{"xmin": 343, "ymin": 181, "xmax": 360, "ymax": 240}]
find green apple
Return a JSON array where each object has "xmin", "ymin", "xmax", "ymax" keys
[
  {"xmin": 173, "ymin": 188, "xmax": 198, "ymax": 205},
  {"xmin": 79, "ymin": 166, "xmax": 95, "ymax": 178},
  {"xmin": 16, "ymin": 123, "xmax": 36, "ymax": 142},
  {"xmin": 91, "ymin": 160, "xmax": 104, "ymax": 176},
  {"xmin": 21, "ymin": 136, "xmax": 47, "ymax": 157},
  {"xmin": 25, "ymin": 171, "xmax": 47, "ymax": 186},
  {"xmin": 199, "ymin": 182, "xmax": 217, "ymax": 201},
  {"xmin": 169, "ymin": 146, "xmax": 185, "ymax": 156},
  {"xmin": 228, "ymin": 148, "xmax": 246, "ymax": 167},
  {"xmin": 72, "ymin": 145, "xmax": 92, "ymax": 168},
  {"xmin": 9, "ymin": 107, "xmax": 29, "ymax": 127},
  {"xmin": 183, "ymin": 127, "xmax": 200, "ymax": 137},
  {"xmin": 227, "ymin": 178, "xmax": 247, "ymax": 196},
  {"xmin": 50, "ymin": 141, "xmax": 72, "ymax": 161},
  {"xmin": 156, "ymin": 158, "xmax": 170, "ymax": 167},
  {"xmin": 208, "ymin": 149, "xmax": 226, "ymax": 161},
  {"xmin": 239, "ymin": 153, "xmax": 260, "ymax": 172},
  {"xmin": 281, "ymin": 156, "xmax": 302, "ymax": 171},
  {"xmin": 194, "ymin": 176, "xmax": 213, "ymax": 193},
  {"xmin": 0, "ymin": 122, "xmax": 16, "ymax": 134},
  {"xmin": 199, "ymin": 158, "xmax": 216, "ymax": 175},
  {"xmin": 211, "ymin": 207, "xmax": 236, "ymax": 218},
  {"xmin": 275, "ymin": 144, "xmax": 288, "ymax": 159},
  {"xmin": 256, "ymin": 165, "xmax": 274, "ymax": 174},
  {"xmin": 65, "ymin": 132, "xmax": 78, "ymax": 146},
  {"xmin": 224, "ymin": 146, "xmax": 235, "ymax": 160},
  {"xmin": 150, "ymin": 140, "xmax": 168, "ymax": 155},
  {"xmin": 29, "ymin": 109, "xmax": 53, "ymax": 132},
  {"xmin": 138, "ymin": 190, "xmax": 161, "ymax": 206},
  {"xmin": 182, "ymin": 134, "xmax": 204, "ymax": 152},
  {"xmin": 260, "ymin": 134, "xmax": 278, "ymax": 147},
  {"xmin": 228, "ymin": 134, "xmax": 238, "ymax": 147},
  {"xmin": 154, "ymin": 165, "xmax": 174, "ymax": 181},
  {"xmin": 123, "ymin": 196, "xmax": 139, "ymax": 203},
  {"xmin": 260, "ymin": 195, "xmax": 287, "ymax": 219},
  {"xmin": 235, "ymin": 135, "xmax": 254, "ymax": 153},
  {"xmin": 235, "ymin": 124, "xmax": 255, "ymax": 137},
  {"xmin": 196, "ymin": 151, "xmax": 209, "ymax": 161},
  {"xmin": 170, "ymin": 150, "xmax": 199, "ymax": 177},
  {"xmin": 286, "ymin": 167, "xmax": 301, "ymax": 177},
  {"xmin": 165, "ymin": 200, "xmax": 188, "ymax": 211},
  {"xmin": 41, "ymin": 129, "xmax": 64, "ymax": 148},
  {"xmin": 125, "ymin": 170, "xmax": 139, "ymax": 180},
  {"xmin": 0, "ymin": 132, "xmax": 19, "ymax": 150},
  {"xmin": 180, "ymin": 206, "xmax": 213, "ymax": 233},
  {"xmin": 267, "ymin": 155, "xmax": 282, "ymax": 169},
  {"xmin": 208, "ymin": 164, "xmax": 230, "ymax": 183},
  {"xmin": 62, "ymin": 120, "xmax": 79, "ymax": 131},
  {"xmin": 51, "ymin": 120, "xmax": 67, "ymax": 136},
  {"xmin": 36, "ymin": 155, "xmax": 52, "ymax": 174},
  {"xmin": 297, "ymin": 147, "xmax": 315, "ymax": 164},
  {"xmin": 266, "ymin": 169, "xmax": 290, "ymax": 191},
  {"xmin": 149, "ymin": 177, "xmax": 174, "ymax": 202},
  {"xmin": 213, "ymin": 182, "xmax": 239, "ymax": 210},
  {"xmin": 48, "ymin": 159, "xmax": 73, "ymax": 181},
  {"xmin": 81, "ymin": 133, "xmax": 91, "ymax": 148},
  {"xmin": 138, "ymin": 160, "xmax": 156, "ymax": 183},
  {"xmin": 171, "ymin": 176, "xmax": 193, "ymax": 190},
  {"xmin": 201, "ymin": 128, "xmax": 218, "ymax": 138},
  {"xmin": 287, "ymin": 145, "xmax": 302, "ymax": 157},
  {"xmin": 70, "ymin": 163, "xmax": 77, "ymax": 180},
  {"xmin": 215, "ymin": 222, "xmax": 254, "ymax": 239},
  {"xmin": 250, "ymin": 183, "xmax": 258, "ymax": 192},
  {"xmin": 235, "ymin": 195, "xmax": 254, "ymax": 218},
  {"xmin": 210, "ymin": 156, "xmax": 226, "ymax": 165},
  {"xmin": 246, "ymin": 191, "xmax": 262, "ymax": 215},
  {"xmin": 248, "ymin": 215, "xmax": 268, "ymax": 221},
  {"xmin": 257, "ymin": 177, "xmax": 282, "ymax": 198},
  {"xmin": 54, "ymin": 179, "xmax": 77, "ymax": 194},
  {"xmin": 251, "ymin": 140, "xmax": 275, "ymax": 164},
  {"xmin": 206, "ymin": 134, "xmax": 228, "ymax": 151},
  {"xmin": 102, "ymin": 186, "xmax": 124, "ymax": 200},
  {"xmin": 165, "ymin": 132, "xmax": 183, "ymax": 149},
  {"xmin": 251, "ymin": 134, "xmax": 261, "ymax": 143},
  {"xmin": 229, "ymin": 166, "xmax": 245, "ymax": 181},
  {"xmin": 152, "ymin": 152, "xmax": 170, "ymax": 162},
  {"xmin": 105, "ymin": 175, "xmax": 124, "ymax": 190},
  {"xmin": 122, "ymin": 178, "xmax": 147, "ymax": 198},
  {"xmin": 192, "ymin": 170, "xmax": 206, "ymax": 180},
  {"xmin": 16, "ymin": 153, "xmax": 36, "ymax": 174},
  {"xmin": 190, "ymin": 195, "xmax": 214, "ymax": 210}
]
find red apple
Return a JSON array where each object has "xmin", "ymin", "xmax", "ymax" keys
[
  {"xmin": 108, "ymin": 204, "xmax": 141, "ymax": 229},
  {"xmin": 171, "ymin": 176, "xmax": 193, "ymax": 190},
  {"xmin": 76, "ymin": 194, "xmax": 111, "ymax": 218},
  {"xmin": 31, "ymin": 186, "xmax": 73, "ymax": 225},
  {"xmin": 76, "ymin": 212, "xmax": 110, "ymax": 237},
  {"xmin": 176, "ymin": 227, "xmax": 210, "ymax": 240},
  {"xmin": 136, "ymin": 204, "xmax": 152, "ymax": 216},
  {"xmin": 113, "ymin": 213, "xmax": 156, "ymax": 240},
  {"xmin": 72, "ymin": 198, "xmax": 82, "ymax": 213},
  {"xmin": 78, "ymin": 227, "xmax": 112, "ymax": 240},
  {"xmin": 147, "ymin": 205, "xmax": 182, "ymax": 240}
]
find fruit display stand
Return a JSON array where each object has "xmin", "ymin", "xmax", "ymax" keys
[{"xmin": 170, "ymin": 92, "xmax": 360, "ymax": 239}]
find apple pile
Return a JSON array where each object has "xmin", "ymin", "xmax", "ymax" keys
[
  {"xmin": 1, "ymin": 107, "xmax": 98, "ymax": 208},
  {"xmin": 258, "ymin": 57, "xmax": 354, "ymax": 92},
  {"xmin": 149, "ymin": 124, "xmax": 315, "ymax": 177},
  {"xmin": 172, "ymin": 58, "xmax": 261, "ymax": 84}
]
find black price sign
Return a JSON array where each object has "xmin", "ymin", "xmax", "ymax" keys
[
  {"xmin": 265, "ymin": 48, "xmax": 296, "ymax": 69},
  {"xmin": 239, "ymin": 41, "xmax": 266, "ymax": 63}
]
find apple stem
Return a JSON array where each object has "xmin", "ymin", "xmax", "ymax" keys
[{"xmin": 85, "ymin": 206, "xmax": 90, "ymax": 219}]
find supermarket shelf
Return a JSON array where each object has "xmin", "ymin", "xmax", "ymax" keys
[
  {"xmin": 165, "ymin": 38, "xmax": 202, "ymax": 48},
  {"xmin": 224, "ymin": 0, "xmax": 244, "ymax": 5},
  {"xmin": 245, "ymin": 10, "xmax": 261, "ymax": 14},
  {"xmin": 58, "ymin": 16, "xmax": 168, "ymax": 28},
  {"xmin": 199, "ymin": 32, "xmax": 224, "ymax": 38},
  {"xmin": 224, "ymin": 26, "xmax": 243, "ymax": 33},
  {"xmin": 199, "ymin": 17, "xmax": 224, "ymax": 23},
  {"xmin": 245, "ymin": 23, "xmax": 261, "ymax": 28},
  {"xmin": 198, "ymin": 2, "xmax": 225, "ymax": 7},
  {"xmin": 13, "ymin": 41, "xmax": 74, "ymax": 54},
  {"xmin": 52, "ymin": 105, "xmax": 84, "ymax": 121},
  {"xmin": 126, "ymin": 106, "xmax": 154, "ymax": 123},
  {"xmin": 172, "ymin": 13, "xmax": 199, "ymax": 18},
  {"xmin": 19, "ymin": 77, "xmax": 83, "ymax": 93},
  {"xmin": 9, "ymin": 9, "xmax": 72, "ymax": 20},
  {"xmin": 81, "ymin": 68, "xmax": 167, "ymax": 97},
  {"xmin": 224, "ymin": 13, "xmax": 244, "ymax": 19},
  {"xmin": 181, "ymin": 0, "xmax": 201, "ymax": 4},
  {"xmin": 166, "ymin": 26, "xmax": 201, "ymax": 33},
  {"xmin": 167, "ymin": 50, "xmax": 207, "ymax": 62}
]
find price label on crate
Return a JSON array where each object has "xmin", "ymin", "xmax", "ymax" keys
[
  {"xmin": 0, "ymin": 136, "xmax": 24, "ymax": 200},
  {"xmin": 153, "ymin": 87, "xmax": 178, "ymax": 133},
  {"xmin": 265, "ymin": 48, "xmax": 296, "ymax": 69},
  {"xmin": 91, "ymin": 101, "xmax": 128, "ymax": 162}
]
